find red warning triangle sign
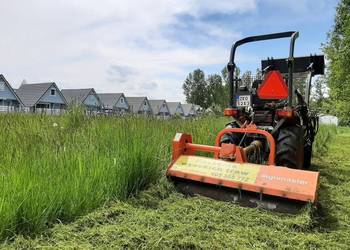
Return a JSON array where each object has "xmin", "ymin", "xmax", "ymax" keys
[{"xmin": 257, "ymin": 70, "xmax": 289, "ymax": 100}]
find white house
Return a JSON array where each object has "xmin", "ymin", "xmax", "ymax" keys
[
  {"xmin": 182, "ymin": 103, "xmax": 197, "ymax": 118},
  {"xmin": 148, "ymin": 100, "xmax": 170, "ymax": 118},
  {"xmin": 98, "ymin": 93, "xmax": 129, "ymax": 115},
  {"xmin": 167, "ymin": 102, "xmax": 184, "ymax": 117},
  {"xmin": 319, "ymin": 115, "xmax": 339, "ymax": 126},
  {"xmin": 61, "ymin": 88, "xmax": 102, "ymax": 114},
  {"xmin": 16, "ymin": 82, "xmax": 67, "ymax": 115},
  {"xmin": 126, "ymin": 96, "xmax": 152, "ymax": 115}
]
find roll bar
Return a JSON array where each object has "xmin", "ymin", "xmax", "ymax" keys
[{"xmin": 227, "ymin": 31, "xmax": 299, "ymax": 107}]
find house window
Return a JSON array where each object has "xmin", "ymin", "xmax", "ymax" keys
[
  {"xmin": 120, "ymin": 97, "xmax": 124, "ymax": 103},
  {"xmin": 50, "ymin": 88, "xmax": 56, "ymax": 96},
  {"xmin": 144, "ymin": 101, "xmax": 147, "ymax": 106},
  {"xmin": 36, "ymin": 103, "xmax": 49, "ymax": 109},
  {"xmin": 0, "ymin": 82, "xmax": 4, "ymax": 91}
]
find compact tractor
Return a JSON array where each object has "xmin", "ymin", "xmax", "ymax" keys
[{"xmin": 167, "ymin": 31, "xmax": 325, "ymax": 213}]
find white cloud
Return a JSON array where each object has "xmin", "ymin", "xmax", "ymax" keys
[{"xmin": 0, "ymin": 0, "xmax": 257, "ymax": 101}]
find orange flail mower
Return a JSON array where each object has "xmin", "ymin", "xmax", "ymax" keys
[
  {"xmin": 167, "ymin": 125, "xmax": 319, "ymax": 213},
  {"xmin": 167, "ymin": 32, "xmax": 325, "ymax": 213}
]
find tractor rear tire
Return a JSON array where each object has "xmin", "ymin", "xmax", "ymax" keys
[
  {"xmin": 220, "ymin": 121, "xmax": 242, "ymax": 145},
  {"xmin": 276, "ymin": 126, "xmax": 304, "ymax": 169},
  {"xmin": 303, "ymin": 145, "xmax": 312, "ymax": 170}
]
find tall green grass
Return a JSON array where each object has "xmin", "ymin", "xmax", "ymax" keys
[
  {"xmin": 0, "ymin": 111, "xmax": 228, "ymax": 240},
  {"xmin": 0, "ymin": 111, "xmax": 339, "ymax": 240},
  {"xmin": 313, "ymin": 125, "xmax": 339, "ymax": 157}
]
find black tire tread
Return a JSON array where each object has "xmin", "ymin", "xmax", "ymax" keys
[
  {"xmin": 303, "ymin": 145, "xmax": 312, "ymax": 169},
  {"xmin": 220, "ymin": 121, "xmax": 242, "ymax": 145},
  {"xmin": 276, "ymin": 126, "xmax": 304, "ymax": 169}
]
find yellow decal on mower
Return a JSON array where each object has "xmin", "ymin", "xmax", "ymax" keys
[{"xmin": 172, "ymin": 155, "xmax": 260, "ymax": 184}]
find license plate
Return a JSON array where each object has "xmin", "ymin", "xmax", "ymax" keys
[{"xmin": 236, "ymin": 95, "xmax": 251, "ymax": 107}]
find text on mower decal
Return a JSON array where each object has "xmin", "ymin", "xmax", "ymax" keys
[{"xmin": 260, "ymin": 174, "xmax": 308, "ymax": 185}]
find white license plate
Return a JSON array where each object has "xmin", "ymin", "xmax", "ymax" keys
[{"xmin": 236, "ymin": 95, "xmax": 251, "ymax": 107}]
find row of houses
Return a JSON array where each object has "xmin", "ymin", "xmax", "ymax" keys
[{"xmin": 0, "ymin": 74, "xmax": 200, "ymax": 118}]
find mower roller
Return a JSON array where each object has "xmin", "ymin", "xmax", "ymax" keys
[{"xmin": 167, "ymin": 31, "xmax": 325, "ymax": 213}]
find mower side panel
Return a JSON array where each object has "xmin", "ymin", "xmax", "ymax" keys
[{"xmin": 167, "ymin": 155, "xmax": 319, "ymax": 202}]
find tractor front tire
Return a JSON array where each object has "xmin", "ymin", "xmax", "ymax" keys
[{"xmin": 276, "ymin": 126, "xmax": 304, "ymax": 169}]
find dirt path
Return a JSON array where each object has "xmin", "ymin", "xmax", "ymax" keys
[{"xmin": 6, "ymin": 130, "xmax": 350, "ymax": 249}]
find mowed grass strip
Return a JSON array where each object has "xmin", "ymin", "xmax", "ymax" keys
[{"xmin": 0, "ymin": 110, "xmax": 228, "ymax": 240}]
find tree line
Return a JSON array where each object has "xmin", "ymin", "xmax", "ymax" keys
[
  {"xmin": 183, "ymin": 65, "xmax": 324, "ymax": 114},
  {"xmin": 323, "ymin": 0, "xmax": 350, "ymax": 125},
  {"xmin": 182, "ymin": 67, "xmax": 260, "ymax": 113}
]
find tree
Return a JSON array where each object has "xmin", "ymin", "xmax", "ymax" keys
[
  {"xmin": 255, "ymin": 68, "xmax": 262, "ymax": 80},
  {"xmin": 221, "ymin": 66, "xmax": 241, "ymax": 84},
  {"xmin": 207, "ymin": 74, "xmax": 225, "ymax": 110},
  {"xmin": 221, "ymin": 67, "xmax": 228, "ymax": 84},
  {"xmin": 324, "ymin": 0, "xmax": 350, "ymax": 124},
  {"xmin": 241, "ymin": 70, "xmax": 253, "ymax": 88},
  {"xmin": 183, "ymin": 67, "xmax": 244, "ymax": 111},
  {"xmin": 310, "ymin": 76, "xmax": 327, "ymax": 111},
  {"xmin": 221, "ymin": 66, "xmax": 241, "ymax": 107},
  {"xmin": 183, "ymin": 69, "xmax": 210, "ymax": 109}
]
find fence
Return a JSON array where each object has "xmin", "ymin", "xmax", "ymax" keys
[
  {"xmin": 34, "ymin": 108, "xmax": 65, "ymax": 115},
  {"xmin": 0, "ymin": 104, "xmax": 19, "ymax": 113}
]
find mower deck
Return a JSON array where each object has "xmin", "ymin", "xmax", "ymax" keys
[
  {"xmin": 168, "ymin": 154, "xmax": 319, "ymax": 200},
  {"xmin": 171, "ymin": 177, "xmax": 306, "ymax": 214}
]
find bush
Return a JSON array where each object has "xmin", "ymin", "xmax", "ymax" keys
[{"xmin": 313, "ymin": 125, "xmax": 338, "ymax": 157}]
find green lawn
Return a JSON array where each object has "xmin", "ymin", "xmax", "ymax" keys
[{"xmin": 5, "ymin": 126, "xmax": 350, "ymax": 249}]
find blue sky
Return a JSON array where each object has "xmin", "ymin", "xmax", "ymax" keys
[
  {"xmin": 167, "ymin": 0, "xmax": 338, "ymax": 75},
  {"xmin": 0, "ymin": 0, "xmax": 339, "ymax": 101}
]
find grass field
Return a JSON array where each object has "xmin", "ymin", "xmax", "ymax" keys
[
  {"xmin": 0, "ymin": 111, "xmax": 228, "ymax": 240},
  {"xmin": 2, "ymin": 112, "xmax": 349, "ymax": 249},
  {"xmin": 4, "ymin": 124, "xmax": 349, "ymax": 249}
]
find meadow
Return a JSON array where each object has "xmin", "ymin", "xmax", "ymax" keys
[
  {"xmin": 0, "ymin": 110, "xmax": 228, "ymax": 240},
  {"xmin": 0, "ymin": 110, "xmax": 344, "ymax": 248},
  {"xmin": 5, "ymin": 121, "xmax": 349, "ymax": 249}
]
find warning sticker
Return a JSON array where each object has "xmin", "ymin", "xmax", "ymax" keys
[{"xmin": 171, "ymin": 155, "xmax": 261, "ymax": 184}]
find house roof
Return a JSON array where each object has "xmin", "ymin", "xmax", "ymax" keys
[
  {"xmin": 61, "ymin": 88, "xmax": 98, "ymax": 105},
  {"xmin": 167, "ymin": 102, "xmax": 184, "ymax": 115},
  {"xmin": 0, "ymin": 74, "xmax": 24, "ymax": 106},
  {"xmin": 148, "ymin": 100, "xmax": 168, "ymax": 114},
  {"xmin": 98, "ymin": 93, "xmax": 124, "ymax": 109},
  {"xmin": 16, "ymin": 82, "xmax": 67, "ymax": 107},
  {"xmin": 182, "ymin": 103, "xmax": 195, "ymax": 116},
  {"xmin": 126, "ymin": 97, "xmax": 149, "ymax": 113}
]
